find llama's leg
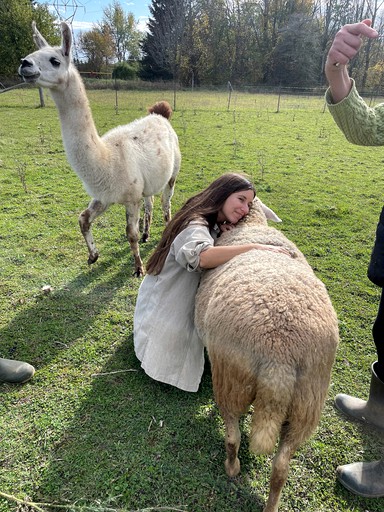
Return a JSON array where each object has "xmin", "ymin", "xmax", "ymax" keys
[
  {"xmin": 161, "ymin": 176, "xmax": 176, "ymax": 224},
  {"xmin": 263, "ymin": 424, "xmax": 298, "ymax": 512},
  {"xmin": 223, "ymin": 412, "xmax": 241, "ymax": 477},
  {"xmin": 125, "ymin": 203, "xmax": 144, "ymax": 277},
  {"xmin": 142, "ymin": 196, "xmax": 154, "ymax": 242},
  {"xmin": 79, "ymin": 199, "xmax": 108, "ymax": 264}
]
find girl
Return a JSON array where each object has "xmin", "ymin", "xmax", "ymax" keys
[{"xmin": 134, "ymin": 173, "xmax": 289, "ymax": 392}]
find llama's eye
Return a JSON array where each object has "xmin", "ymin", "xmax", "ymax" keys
[{"xmin": 50, "ymin": 57, "xmax": 61, "ymax": 67}]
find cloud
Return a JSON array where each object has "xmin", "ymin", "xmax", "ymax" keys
[
  {"xmin": 71, "ymin": 17, "xmax": 148, "ymax": 33},
  {"xmin": 137, "ymin": 16, "xmax": 149, "ymax": 33},
  {"xmin": 72, "ymin": 20, "xmax": 97, "ymax": 31}
]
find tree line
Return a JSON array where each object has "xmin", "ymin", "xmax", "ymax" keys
[
  {"xmin": 2, "ymin": 0, "xmax": 384, "ymax": 90},
  {"xmin": 141, "ymin": 0, "xmax": 384, "ymax": 90}
]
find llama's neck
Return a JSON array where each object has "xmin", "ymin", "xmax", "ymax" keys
[{"xmin": 49, "ymin": 67, "xmax": 108, "ymax": 174}]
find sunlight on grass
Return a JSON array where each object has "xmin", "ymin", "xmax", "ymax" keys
[{"xmin": 0, "ymin": 87, "xmax": 383, "ymax": 512}]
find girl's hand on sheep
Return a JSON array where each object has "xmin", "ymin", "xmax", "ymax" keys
[
  {"xmin": 253, "ymin": 244, "xmax": 293, "ymax": 257},
  {"xmin": 219, "ymin": 222, "xmax": 237, "ymax": 232}
]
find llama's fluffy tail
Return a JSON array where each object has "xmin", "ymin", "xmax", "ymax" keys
[{"xmin": 148, "ymin": 101, "xmax": 173, "ymax": 120}]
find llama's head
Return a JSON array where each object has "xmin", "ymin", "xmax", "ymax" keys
[{"xmin": 18, "ymin": 22, "xmax": 72, "ymax": 89}]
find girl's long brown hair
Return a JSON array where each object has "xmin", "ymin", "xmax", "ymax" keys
[{"xmin": 146, "ymin": 172, "xmax": 256, "ymax": 275}]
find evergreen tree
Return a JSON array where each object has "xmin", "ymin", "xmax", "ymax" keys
[
  {"xmin": 272, "ymin": 14, "xmax": 322, "ymax": 87},
  {"xmin": 139, "ymin": 0, "xmax": 187, "ymax": 81}
]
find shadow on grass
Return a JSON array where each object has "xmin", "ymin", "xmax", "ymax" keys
[
  {"xmin": 0, "ymin": 262, "xmax": 126, "ymax": 369},
  {"xmin": 29, "ymin": 342, "xmax": 266, "ymax": 512},
  {"xmin": 0, "ymin": 240, "xmax": 150, "ymax": 369},
  {"xmin": 2, "ymin": 243, "xmax": 382, "ymax": 511},
  {"xmin": 1, "ymin": 244, "xmax": 265, "ymax": 510}
]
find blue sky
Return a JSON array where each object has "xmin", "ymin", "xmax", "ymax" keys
[{"xmin": 35, "ymin": 1, "xmax": 151, "ymax": 32}]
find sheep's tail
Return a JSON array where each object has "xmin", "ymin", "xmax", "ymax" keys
[
  {"xmin": 249, "ymin": 365, "xmax": 296, "ymax": 454},
  {"xmin": 148, "ymin": 100, "xmax": 173, "ymax": 120}
]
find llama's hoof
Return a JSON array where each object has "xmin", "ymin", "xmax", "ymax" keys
[
  {"xmin": 133, "ymin": 268, "xmax": 144, "ymax": 278},
  {"xmin": 88, "ymin": 254, "xmax": 99, "ymax": 265},
  {"xmin": 225, "ymin": 457, "xmax": 240, "ymax": 478},
  {"xmin": 141, "ymin": 233, "xmax": 149, "ymax": 243}
]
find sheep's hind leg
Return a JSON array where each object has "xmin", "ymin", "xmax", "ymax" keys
[
  {"xmin": 79, "ymin": 199, "xmax": 108, "ymax": 265},
  {"xmin": 223, "ymin": 413, "xmax": 241, "ymax": 478},
  {"xmin": 263, "ymin": 424, "xmax": 298, "ymax": 512},
  {"xmin": 125, "ymin": 203, "xmax": 144, "ymax": 277},
  {"xmin": 142, "ymin": 196, "xmax": 153, "ymax": 242},
  {"xmin": 161, "ymin": 176, "xmax": 176, "ymax": 224}
]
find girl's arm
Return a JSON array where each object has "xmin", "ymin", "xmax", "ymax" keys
[{"xmin": 199, "ymin": 243, "xmax": 291, "ymax": 269}]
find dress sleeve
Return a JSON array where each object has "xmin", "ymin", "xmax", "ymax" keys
[
  {"xmin": 325, "ymin": 79, "xmax": 384, "ymax": 146},
  {"xmin": 173, "ymin": 224, "xmax": 215, "ymax": 272}
]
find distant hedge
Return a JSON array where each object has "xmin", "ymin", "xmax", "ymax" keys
[{"xmin": 112, "ymin": 62, "xmax": 139, "ymax": 80}]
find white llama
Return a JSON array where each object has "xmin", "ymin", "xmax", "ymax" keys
[{"xmin": 18, "ymin": 22, "xmax": 181, "ymax": 276}]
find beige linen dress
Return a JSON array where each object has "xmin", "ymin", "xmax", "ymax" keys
[{"xmin": 133, "ymin": 221, "xmax": 219, "ymax": 392}]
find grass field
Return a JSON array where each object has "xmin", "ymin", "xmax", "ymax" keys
[{"xmin": 1, "ymin": 85, "xmax": 384, "ymax": 512}]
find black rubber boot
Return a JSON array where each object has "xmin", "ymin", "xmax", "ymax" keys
[
  {"xmin": 337, "ymin": 458, "xmax": 384, "ymax": 497},
  {"xmin": 334, "ymin": 362, "xmax": 384, "ymax": 431},
  {"xmin": 0, "ymin": 358, "xmax": 35, "ymax": 383}
]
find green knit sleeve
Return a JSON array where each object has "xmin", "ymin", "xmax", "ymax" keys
[{"xmin": 325, "ymin": 79, "xmax": 384, "ymax": 146}]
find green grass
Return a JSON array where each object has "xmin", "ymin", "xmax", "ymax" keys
[{"xmin": 0, "ymin": 86, "xmax": 383, "ymax": 512}]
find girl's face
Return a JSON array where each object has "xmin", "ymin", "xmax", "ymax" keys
[{"xmin": 217, "ymin": 189, "xmax": 255, "ymax": 224}]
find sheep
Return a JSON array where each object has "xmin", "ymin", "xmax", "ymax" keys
[{"xmin": 194, "ymin": 197, "xmax": 339, "ymax": 512}]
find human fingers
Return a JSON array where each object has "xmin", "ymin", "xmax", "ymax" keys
[
  {"xmin": 219, "ymin": 223, "xmax": 236, "ymax": 232},
  {"xmin": 338, "ymin": 20, "xmax": 378, "ymax": 40},
  {"xmin": 276, "ymin": 247, "xmax": 292, "ymax": 256},
  {"xmin": 328, "ymin": 21, "xmax": 378, "ymax": 66},
  {"xmin": 264, "ymin": 245, "xmax": 293, "ymax": 257},
  {"xmin": 261, "ymin": 245, "xmax": 290, "ymax": 255}
]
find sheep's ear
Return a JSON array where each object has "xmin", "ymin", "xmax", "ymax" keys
[
  {"xmin": 32, "ymin": 21, "xmax": 49, "ymax": 49},
  {"xmin": 259, "ymin": 200, "xmax": 282, "ymax": 222}
]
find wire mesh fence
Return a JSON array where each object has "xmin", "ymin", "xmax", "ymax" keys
[{"xmin": 2, "ymin": 74, "xmax": 384, "ymax": 113}]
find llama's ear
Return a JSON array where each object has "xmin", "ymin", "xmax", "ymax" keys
[
  {"xmin": 259, "ymin": 200, "xmax": 282, "ymax": 223},
  {"xmin": 32, "ymin": 21, "xmax": 49, "ymax": 49},
  {"xmin": 61, "ymin": 22, "xmax": 72, "ymax": 57}
]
